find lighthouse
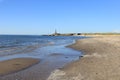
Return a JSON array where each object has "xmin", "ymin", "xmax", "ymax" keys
[
  {"xmin": 52, "ymin": 29, "xmax": 60, "ymax": 36},
  {"xmin": 55, "ymin": 29, "xmax": 57, "ymax": 35}
]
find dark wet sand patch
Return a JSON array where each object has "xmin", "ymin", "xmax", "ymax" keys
[
  {"xmin": 49, "ymin": 53, "xmax": 64, "ymax": 56},
  {"xmin": 0, "ymin": 58, "xmax": 40, "ymax": 76}
]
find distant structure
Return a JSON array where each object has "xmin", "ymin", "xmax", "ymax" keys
[
  {"xmin": 55, "ymin": 29, "xmax": 57, "ymax": 35},
  {"xmin": 53, "ymin": 29, "xmax": 61, "ymax": 36},
  {"xmin": 47, "ymin": 29, "xmax": 82, "ymax": 36}
]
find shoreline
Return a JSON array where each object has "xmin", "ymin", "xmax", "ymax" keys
[
  {"xmin": 0, "ymin": 58, "xmax": 40, "ymax": 76},
  {"xmin": 47, "ymin": 35, "xmax": 120, "ymax": 80},
  {"xmin": 0, "ymin": 37, "xmax": 82, "ymax": 80}
]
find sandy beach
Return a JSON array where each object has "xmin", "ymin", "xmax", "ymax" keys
[
  {"xmin": 0, "ymin": 58, "xmax": 39, "ymax": 76},
  {"xmin": 48, "ymin": 35, "xmax": 120, "ymax": 80}
]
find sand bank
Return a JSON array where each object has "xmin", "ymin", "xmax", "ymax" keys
[
  {"xmin": 48, "ymin": 35, "xmax": 120, "ymax": 80},
  {"xmin": 0, "ymin": 58, "xmax": 39, "ymax": 76}
]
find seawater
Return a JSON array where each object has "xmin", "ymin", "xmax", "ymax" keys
[
  {"xmin": 0, "ymin": 35, "xmax": 85, "ymax": 60},
  {"xmin": 0, "ymin": 35, "xmax": 86, "ymax": 80},
  {"xmin": 0, "ymin": 35, "xmax": 84, "ymax": 57}
]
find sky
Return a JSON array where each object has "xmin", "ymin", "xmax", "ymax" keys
[{"xmin": 0, "ymin": 0, "xmax": 120, "ymax": 35}]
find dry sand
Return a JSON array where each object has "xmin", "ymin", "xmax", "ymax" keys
[
  {"xmin": 47, "ymin": 35, "xmax": 120, "ymax": 80},
  {"xmin": 0, "ymin": 58, "xmax": 39, "ymax": 76}
]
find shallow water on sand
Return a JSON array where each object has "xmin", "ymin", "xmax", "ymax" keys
[{"xmin": 0, "ymin": 35, "xmax": 85, "ymax": 80}]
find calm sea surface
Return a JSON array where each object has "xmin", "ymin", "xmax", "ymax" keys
[{"xmin": 0, "ymin": 35, "xmax": 85, "ymax": 58}]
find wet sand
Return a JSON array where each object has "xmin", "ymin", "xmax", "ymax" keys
[
  {"xmin": 48, "ymin": 35, "xmax": 120, "ymax": 80},
  {"xmin": 0, "ymin": 58, "xmax": 39, "ymax": 76}
]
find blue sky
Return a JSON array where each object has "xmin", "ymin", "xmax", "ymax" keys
[{"xmin": 0, "ymin": 0, "xmax": 120, "ymax": 35}]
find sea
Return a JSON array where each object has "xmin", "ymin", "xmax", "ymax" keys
[
  {"xmin": 0, "ymin": 35, "xmax": 84, "ymax": 57},
  {"xmin": 0, "ymin": 35, "xmax": 86, "ymax": 80}
]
